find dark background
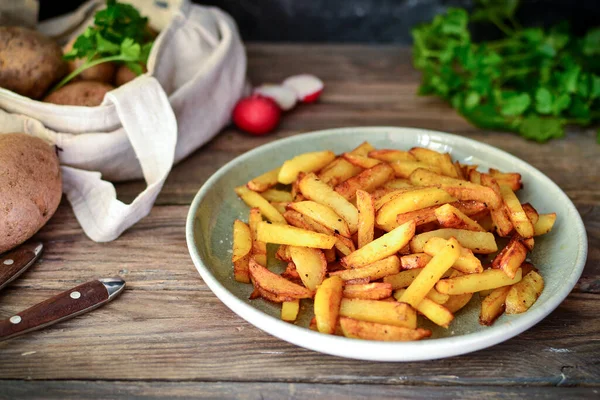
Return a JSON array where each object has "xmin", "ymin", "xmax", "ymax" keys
[{"xmin": 39, "ymin": 0, "xmax": 600, "ymax": 43}]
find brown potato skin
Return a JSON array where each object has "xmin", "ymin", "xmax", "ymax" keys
[
  {"xmin": 0, "ymin": 134, "xmax": 62, "ymax": 253},
  {"xmin": 63, "ymin": 38, "xmax": 116, "ymax": 84},
  {"xmin": 0, "ymin": 27, "xmax": 68, "ymax": 99},
  {"xmin": 44, "ymin": 81, "xmax": 114, "ymax": 107},
  {"xmin": 115, "ymin": 64, "xmax": 146, "ymax": 86}
]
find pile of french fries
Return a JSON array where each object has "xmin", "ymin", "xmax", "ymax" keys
[{"xmin": 231, "ymin": 142, "xmax": 557, "ymax": 341}]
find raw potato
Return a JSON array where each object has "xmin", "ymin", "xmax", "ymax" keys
[
  {"xmin": 63, "ymin": 38, "xmax": 116, "ymax": 84},
  {"xmin": 0, "ymin": 134, "xmax": 62, "ymax": 253},
  {"xmin": 44, "ymin": 81, "xmax": 114, "ymax": 107}
]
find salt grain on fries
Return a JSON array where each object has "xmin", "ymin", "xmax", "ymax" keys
[{"xmin": 231, "ymin": 142, "xmax": 557, "ymax": 341}]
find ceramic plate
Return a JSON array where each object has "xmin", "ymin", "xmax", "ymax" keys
[{"xmin": 186, "ymin": 127, "xmax": 587, "ymax": 361}]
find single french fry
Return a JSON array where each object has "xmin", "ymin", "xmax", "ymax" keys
[
  {"xmin": 356, "ymin": 190, "xmax": 375, "ymax": 248},
  {"xmin": 339, "ymin": 317, "xmax": 431, "ymax": 341},
  {"xmin": 232, "ymin": 220, "xmax": 253, "ymax": 283},
  {"xmin": 334, "ymin": 163, "xmax": 395, "ymax": 201},
  {"xmin": 505, "ymin": 271, "xmax": 544, "ymax": 314},
  {"xmin": 299, "ymin": 173, "xmax": 359, "ymax": 233},
  {"xmin": 534, "ymin": 213, "xmax": 557, "ymax": 236},
  {"xmin": 260, "ymin": 189, "xmax": 293, "ymax": 203},
  {"xmin": 339, "ymin": 298, "xmax": 417, "ymax": 328},
  {"xmin": 390, "ymin": 160, "xmax": 443, "ymax": 178},
  {"xmin": 271, "ymin": 202, "xmax": 289, "ymax": 215},
  {"xmin": 435, "ymin": 203, "xmax": 485, "ymax": 232},
  {"xmin": 376, "ymin": 188, "xmax": 456, "ymax": 231},
  {"xmin": 331, "ymin": 255, "xmax": 400, "ymax": 281},
  {"xmin": 491, "ymin": 237, "xmax": 528, "ymax": 279},
  {"xmin": 521, "ymin": 203, "xmax": 539, "ymax": 225},
  {"xmin": 444, "ymin": 293, "xmax": 473, "ymax": 313},
  {"xmin": 481, "ymin": 173, "xmax": 514, "ymax": 237},
  {"xmin": 423, "ymin": 237, "xmax": 483, "ymax": 274},
  {"xmin": 318, "ymin": 157, "xmax": 362, "ymax": 187},
  {"xmin": 341, "ymin": 220, "xmax": 416, "ymax": 269},
  {"xmin": 384, "ymin": 268, "xmax": 423, "ymax": 289},
  {"xmin": 343, "ymin": 282, "xmax": 393, "ymax": 300},
  {"xmin": 400, "ymin": 253, "xmax": 432, "ymax": 270},
  {"xmin": 247, "ymin": 167, "xmax": 281, "ymax": 192},
  {"xmin": 469, "ymin": 169, "xmax": 482, "ymax": 185},
  {"xmin": 489, "ymin": 168, "xmax": 522, "ymax": 191},
  {"xmin": 249, "ymin": 258, "xmax": 313, "ymax": 300},
  {"xmin": 342, "ymin": 153, "xmax": 382, "ymax": 169},
  {"xmin": 409, "ymin": 168, "xmax": 502, "ymax": 209},
  {"xmin": 394, "ymin": 289, "xmax": 454, "ymax": 328},
  {"xmin": 383, "ymin": 178, "xmax": 414, "ymax": 190},
  {"xmin": 398, "ymin": 237, "xmax": 461, "ymax": 307},
  {"xmin": 479, "ymin": 286, "xmax": 511, "ymax": 326},
  {"xmin": 249, "ymin": 208, "xmax": 267, "ymax": 266},
  {"xmin": 368, "ymin": 149, "xmax": 417, "ymax": 163},
  {"xmin": 454, "ymin": 160, "xmax": 465, "ymax": 180},
  {"xmin": 288, "ymin": 201, "xmax": 351, "ymax": 238},
  {"xmin": 410, "ymin": 228, "xmax": 497, "ymax": 254},
  {"xmin": 499, "ymin": 185, "xmax": 534, "ymax": 238},
  {"xmin": 436, "ymin": 268, "xmax": 523, "ymax": 295},
  {"xmin": 278, "ymin": 151, "xmax": 336, "ymax": 184},
  {"xmin": 289, "ymin": 246, "xmax": 327, "ymax": 290},
  {"xmin": 409, "ymin": 147, "xmax": 458, "ymax": 178},
  {"xmin": 374, "ymin": 187, "xmax": 422, "ymax": 211},
  {"xmin": 281, "ymin": 299, "xmax": 300, "ymax": 322},
  {"xmin": 314, "ymin": 276, "xmax": 344, "ymax": 334},
  {"xmin": 257, "ymin": 221, "xmax": 336, "ymax": 249},
  {"xmin": 235, "ymin": 185, "xmax": 287, "ymax": 225}
]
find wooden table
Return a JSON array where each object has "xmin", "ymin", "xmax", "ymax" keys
[{"xmin": 1, "ymin": 44, "xmax": 599, "ymax": 399}]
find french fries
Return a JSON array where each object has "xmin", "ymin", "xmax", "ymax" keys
[
  {"xmin": 230, "ymin": 142, "xmax": 556, "ymax": 339},
  {"xmin": 299, "ymin": 173, "xmax": 359, "ymax": 233},
  {"xmin": 356, "ymin": 190, "xmax": 375, "ymax": 248},
  {"xmin": 314, "ymin": 276, "xmax": 344, "ymax": 333},
  {"xmin": 289, "ymin": 246, "xmax": 327, "ymax": 290},
  {"xmin": 339, "ymin": 317, "xmax": 431, "ymax": 341},
  {"xmin": 232, "ymin": 220, "xmax": 252, "ymax": 283},
  {"xmin": 278, "ymin": 150, "xmax": 336, "ymax": 184},
  {"xmin": 505, "ymin": 271, "xmax": 544, "ymax": 314},
  {"xmin": 334, "ymin": 163, "xmax": 395, "ymax": 201},
  {"xmin": 257, "ymin": 221, "xmax": 336, "ymax": 249},
  {"xmin": 436, "ymin": 268, "xmax": 523, "ymax": 295},
  {"xmin": 410, "ymin": 229, "xmax": 498, "ymax": 254},
  {"xmin": 247, "ymin": 167, "xmax": 280, "ymax": 192},
  {"xmin": 341, "ymin": 221, "xmax": 415, "ymax": 268},
  {"xmin": 410, "ymin": 169, "xmax": 502, "ymax": 209},
  {"xmin": 398, "ymin": 237, "xmax": 461, "ymax": 307},
  {"xmin": 339, "ymin": 298, "xmax": 417, "ymax": 328},
  {"xmin": 235, "ymin": 186, "xmax": 287, "ymax": 224}
]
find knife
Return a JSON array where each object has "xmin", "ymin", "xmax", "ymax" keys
[
  {"xmin": 0, "ymin": 277, "xmax": 126, "ymax": 342},
  {"xmin": 0, "ymin": 242, "xmax": 44, "ymax": 291}
]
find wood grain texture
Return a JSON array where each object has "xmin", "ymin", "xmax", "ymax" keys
[
  {"xmin": 1, "ymin": 381, "xmax": 598, "ymax": 400},
  {"xmin": 0, "ymin": 44, "xmax": 598, "ymax": 395}
]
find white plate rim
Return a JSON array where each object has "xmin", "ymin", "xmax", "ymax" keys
[{"xmin": 186, "ymin": 126, "xmax": 588, "ymax": 362}]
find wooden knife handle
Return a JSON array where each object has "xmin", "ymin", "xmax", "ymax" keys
[
  {"xmin": 0, "ymin": 277, "xmax": 125, "ymax": 342},
  {"xmin": 0, "ymin": 242, "xmax": 43, "ymax": 291}
]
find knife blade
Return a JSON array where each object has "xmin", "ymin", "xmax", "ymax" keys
[
  {"xmin": 0, "ymin": 277, "xmax": 125, "ymax": 342},
  {"xmin": 0, "ymin": 242, "xmax": 43, "ymax": 292}
]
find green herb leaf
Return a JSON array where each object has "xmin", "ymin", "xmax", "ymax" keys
[
  {"xmin": 500, "ymin": 92, "xmax": 531, "ymax": 116},
  {"xmin": 535, "ymin": 87, "xmax": 553, "ymax": 114},
  {"xmin": 582, "ymin": 28, "xmax": 600, "ymax": 56},
  {"xmin": 518, "ymin": 116, "xmax": 564, "ymax": 142}
]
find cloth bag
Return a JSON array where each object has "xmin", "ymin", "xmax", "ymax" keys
[{"xmin": 0, "ymin": 0, "xmax": 246, "ymax": 242}]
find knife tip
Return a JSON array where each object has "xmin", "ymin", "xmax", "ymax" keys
[{"xmin": 33, "ymin": 242, "xmax": 44, "ymax": 256}]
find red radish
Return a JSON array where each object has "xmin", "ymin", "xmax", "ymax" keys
[
  {"xmin": 232, "ymin": 95, "xmax": 281, "ymax": 135},
  {"xmin": 253, "ymin": 84, "xmax": 297, "ymax": 111},
  {"xmin": 282, "ymin": 74, "xmax": 324, "ymax": 103}
]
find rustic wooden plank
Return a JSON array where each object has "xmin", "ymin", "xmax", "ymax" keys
[
  {"xmin": 0, "ymin": 206, "xmax": 598, "ymax": 383},
  {"xmin": 1, "ymin": 381, "xmax": 598, "ymax": 400}
]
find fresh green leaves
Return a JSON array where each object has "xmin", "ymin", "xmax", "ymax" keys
[
  {"xmin": 54, "ymin": 0, "xmax": 154, "ymax": 91},
  {"xmin": 411, "ymin": 0, "xmax": 600, "ymax": 142}
]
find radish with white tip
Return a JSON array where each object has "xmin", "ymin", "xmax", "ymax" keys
[
  {"xmin": 282, "ymin": 74, "xmax": 324, "ymax": 103},
  {"xmin": 253, "ymin": 84, "xmax": 298, "ymax": 111}
]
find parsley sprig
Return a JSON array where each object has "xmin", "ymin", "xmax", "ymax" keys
[
  {"xmin": 412, "ymin": 0, "xmax": 600, "ymax": 142},
  {"xmin": 53, "ymin": 0, "xmax": 154, "ymax": 91}
]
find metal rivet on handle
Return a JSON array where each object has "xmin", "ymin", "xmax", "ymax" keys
[
  {"xmin": 70, "ymin": 291, "xmax": 81, "ymax": 299},
  {"xmin": 9, "ymin": 316, "xmax": 21, "ymax": 324},
  {"xmin": 3, "ymin": 259, "xmax": 14, "ymax": 265}
]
